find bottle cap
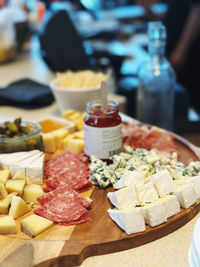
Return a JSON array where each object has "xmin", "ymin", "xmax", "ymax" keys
[{"xmin": 148, "ymin": 21, "xmax": 166, "ymax": 42}]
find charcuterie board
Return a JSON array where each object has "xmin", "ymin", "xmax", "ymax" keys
[{"xmin": 0, "ymin": 131, "xmax": 200, "ymax": 267}]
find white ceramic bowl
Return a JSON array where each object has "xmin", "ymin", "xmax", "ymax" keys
[{"xmin": 50, "ymin": 79, "xmax": 101, "ymax": 112}]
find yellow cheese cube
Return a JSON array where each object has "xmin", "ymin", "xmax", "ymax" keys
[
  {"xmin": 54, "ymin": 128, "xmax": 69, "ymax": 150},
  {"xmin": 9, "ymin": 196, "xmax": 31, "ymax": 219},
  {"xmin": 20, "ymin": 214, "xmax": 53, "ymax": 237},
  {"xmin": 13, "ymin": 171, "xmax": 26, "ymax": 180},
  {"xmin": 0, "ymin": 215, "xmax": 16, "ymax": 234},
  {"xmin": 66, "ymin": 139, "xmax": 84, "ymax": 154},
  {"xmin": 62, "ymin": 109, "xmax": 76, "ymax": 119},
  {"xmin": 73, "ymin": 130, "xmax": 84, "ymax": 140},
  {"xmin": 62, "ymin": 134, "xmax": 74, "ymax": 150},
  {"xmin": 23, "ymin": 184, "xmax": 44, "ymax": 204},
  {"xmin": 42, "ymin": 134, "xmax": 56, "ymax": 153},
  {"xmin": 74, "ymin": 117, "xmax": 84, "ymax": 131},
  {"xmin": 0, "ymin": 193, "xmax": 17, "ymax": 214},
  {"xmin": 0, "ymin": 170, "xmax": 11, "ymax": 184},
  {"xmin": 6, "ymin": 179, "xmax": 26, "ymax": 197},
  {"xmin": 13, "ymin": 171, "xmax": 32, "ymax": 185},
  {"xmin": 68, "ymin": 112, "xmax": 81, "ymax": 121},
  {"xmin": 0, "ymin": 182, "xmax": 8, "ymax": 199}
]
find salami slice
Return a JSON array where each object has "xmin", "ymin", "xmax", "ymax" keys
[
  {"xmin": 44, "ymin": 152, "xmax": 89, "ymax": 179},
  {"xmin": 34, "ymin": 194, "xmax": 89, "ymax": 225},
  {"xmin": 45, "ymin": 170, "xmax": 92, "ymax": 192},
  {"xmin": 37, "ymin": 184, "xmax": 91, "ymax": 209}
]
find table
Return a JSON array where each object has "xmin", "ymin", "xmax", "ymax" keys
[{"xmin": 0, "ymin": 37, "xmax": 200, "ymax": 267}]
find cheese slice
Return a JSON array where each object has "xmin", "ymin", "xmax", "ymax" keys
[
  {"xmin": 9, "ymin": 196, "xmax": 31, "ymax": 219},
  {"xmin": 10, "ymin": 152, "xmax": 43, "ymax": 177},
  {"xmin": 0, "ymin": 182, "xmax": 8, "ymax": 199},
  {"xmin": 142, "ymin": 201, "xmax": 167, "ymax": 227},
  {"xmin": 149, "ymin": 170, "xmax": 175, "ymax": 197},
  {"xmin": 26, "ymin": 154, "xmax": 44, "ymax": 184},
  {"xmin": 6, "ymin": 179, "xmax": 26, "ymax": 197},
  {"xmin": 113, "ymin": 170, "xmax": 145, "ymax": 190},
  {"xmin": 137, "ymin": 182, "xmax": 159, "ymax": 205},
  {"xmin": 0, "ymin": 150, "xmax": 41, "ymax": 174},
  {"xmin": 0, "ymin": 170, "xmax": 11, "ymax": 184},
  {"xmin": 20, "ymin": 214, "xmax": 53, "ymax": 237},
  {"xmin": 107, "ymin": 207, "xmax": 145, "ymax": 235},
  {"xmin": 173, "ymin": 184, "xmax": 196, "ymax": 209},
  {"xmin": 23, "ymin": 184, "xmax": 44, "ymax": 204},
  {"xmin": 0, "ymin": 193, "xmax": 17, "ymax": 214},
  {"xmin": 156, "ymin": 195, "xmax": 180, "ymax": 218},
  {"xmin": 0, "ymin": 215, "xmax": 16, "ymax": 234},
  {"xmin": 107, "ymin": 185, "xmax": 138, "ymax": 210}
]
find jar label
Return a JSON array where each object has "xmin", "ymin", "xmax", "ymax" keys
[{"xmin": 84, "ymin": 123, "xmax": 122, "ymax": 159}]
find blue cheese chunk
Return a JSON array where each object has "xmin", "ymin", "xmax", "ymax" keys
[
  {"xmin": 149, "ymin": 170, "xmax": 175, "ymax": 197},
  {"xmin": 107, "ymin": 185, "xmax": 138, "ymax": 210},
  {"xmin": 173, "ymin": 184, "xmax": 196, "ymax": 209},
  {"xmin": 107, "ymin": 207, "xmax": 145, "ymax": 235},
  {"xmin": 142, "ymin": 201, "xmax": 167, "ymax": 227}
]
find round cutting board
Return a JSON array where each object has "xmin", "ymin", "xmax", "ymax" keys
[{"xmin": 0, "ymin": 134, "xmax": 199, "ymax": 267}]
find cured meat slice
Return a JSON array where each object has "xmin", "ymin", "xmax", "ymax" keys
[
  {"xmin": 34, "ymin": 194, "xmax": 89, "ymax": 225},
  {"xmin": 45, "ymin": 170, "xmax": 92, "ymax": 192},
  {"xmin": 122, "ymin": 123, "xmax": 177, "ymax": 154},
  {"xmin": 151, "ymin": 133, "xmax": 177, "ymax": 154},
  {"xmin": 122, "ymin": 123, "xmax": 148, "ymax": 149},
  {"xmin": 44, "ymin": 151, "xmax": 90, "ymax": 179},
  {"xmin": 37, "ymin": 184, "xmax": 91, "ymax": 209}
]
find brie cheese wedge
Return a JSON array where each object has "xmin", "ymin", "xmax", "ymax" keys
[
  {"xmin": 173, "ymin": 184, "xmax": 196, "ymax": 209},
  {"xmin": 107, "ymin": 185, "xmax": 138, "ymax": 210},
  {"xmin": 137, "ymin": 181, "xmax": 159, "ymax": 205},
  {"xmin": 149, "ymin": 170, "xmax": 175, "ymax": 197},
  {"xmin": 156, "ymin": 195, "xmax": 180, "ymax": 218},
  {"xmin": 113, "ymin": 170, "xmax": 145, "ymax": 190},
  {"xmin": 142, "ymin": 201, "xmax": 167, "ymax": 227},
  {"xmin": 107, "ymin": 207, "xmax": 145, "ymax": 235},
  {"xmin": 26, "ymin": 154, "xmax": 44, "ymax": 184}
]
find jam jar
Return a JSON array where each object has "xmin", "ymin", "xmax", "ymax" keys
[{"xmin": 84, "ymin": 100, "xmax": 122, "ymax": 159}]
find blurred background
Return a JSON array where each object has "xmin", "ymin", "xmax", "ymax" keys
[{"xmin": 0, "ymin": 0, "xmax": 200, "ymax": 133}]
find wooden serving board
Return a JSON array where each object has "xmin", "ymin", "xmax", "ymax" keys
[{"xmin": 0, "ymin": 136, "xmax": 200, "ymax": 267}]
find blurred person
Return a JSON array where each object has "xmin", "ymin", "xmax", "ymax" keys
[{"xmin": 164, "ymin": 0, "xmax": 200, "ymax": 113}]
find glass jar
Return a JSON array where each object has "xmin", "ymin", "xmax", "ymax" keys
[{"xmin": 84, "ymin": 100, "xmax": 122, "ymax": 159}]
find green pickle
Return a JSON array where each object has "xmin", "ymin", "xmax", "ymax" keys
[{"xmin": 0, "ymin": 118, "xmax": 42, "ymax": 153}]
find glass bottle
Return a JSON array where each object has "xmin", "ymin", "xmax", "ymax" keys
[{"xmin": 137, "ymin": 21, "xmax": 175, "ymax": 130}]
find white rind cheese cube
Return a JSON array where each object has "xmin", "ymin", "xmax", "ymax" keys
[
  {"xmin": 150, "ymin": 170, "xmax": 175, "ymax": 197},
  {"xmin": 173, "ymin": 184, "xmax": 196, "ymax": 209},
  {"xmin": 107, "ymin": 207, "xmax": 145, "ymax": 235},
  {"xmin": 107, "ymin": 185, "xmax": 138, "ymax": 210},
  {"xmin": 157, "ymin": 195, "xmax": 180, "ymax": 218},
  {"xmin": 113, "ymin": 170, "xmax": 145, "ymax": 190},
  {"xmin": 142, "ymin": 201, "xmax": 167, "ymax": 227},
  {"xmin": 175, "ymin": 176, "xmax": 200, "ymax": 200},
  {"xmin": 137, "ymin": 182, "xmax": 159, "ymax": 205}
]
